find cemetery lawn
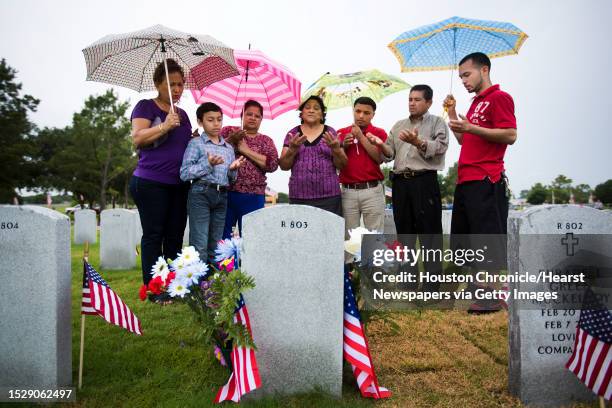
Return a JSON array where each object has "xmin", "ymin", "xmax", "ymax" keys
[{"xmin": 53, "ymin": 241, "xmax": 598, "ymax": 408}]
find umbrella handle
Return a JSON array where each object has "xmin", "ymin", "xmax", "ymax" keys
[{"xmin": 163, "ymin": 58, "xmax": 175, "ymax": 114}]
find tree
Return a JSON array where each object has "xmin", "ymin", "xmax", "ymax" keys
[
  {"xmin": 45, "ymin": 90, "xmax": 134, "ymax": 209},
  {"xmin": 277, "ymin": 192, "xmax": 289, "ymax": 203},
  {"xmin": 571, "ymin": 183, "xmax": 591, "ymax": 204},
  {"xmin": 0, "ymin": 59, "xmax": 40, "ymax": 202},
  {"xmin": 527, "ymin": 183, "xmax": 548, "ymax": 205},
  {"xmin": 440, "ymin": 161, "xmax": 458, "ymax": 203},
  {"xmin": 550, "ymin": 174, "xmax": 572, "ymax": 204},
  {"xmin": 594, "ymin": 179, "xmax": 612, "ymax": 205},
  {"xmin": 381, "ymin": 165, "xmax": 392, "ymax": 188},
  {"xmin": 32, "ymin": 126, "xmax": 72, "ymax": 191}
]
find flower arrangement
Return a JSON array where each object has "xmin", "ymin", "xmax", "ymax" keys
[{"xmin": 139, "ymin": 238, "xmax": 256, "ymax": 366}]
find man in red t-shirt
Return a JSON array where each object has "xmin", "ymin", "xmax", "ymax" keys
[
  {"xmin": 337, "ymin": 97, "xmax": 388, "ymax": 235},
  {"xmin": 444, "ymin": 52, "xmax": 517, "ymax": 313}
]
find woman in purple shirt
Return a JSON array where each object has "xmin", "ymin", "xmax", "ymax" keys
[
  {"xmin": 129, "ymin": 59, "xmax": 191, "ymax": 295},
  {"xmin": 279, "ymin": 95, "xmax": 347, "ymax": 216}
]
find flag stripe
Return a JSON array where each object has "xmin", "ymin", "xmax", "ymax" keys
[
  {"xmin": 565, "ymin": 289, "xmax": 612, "ymax": 399},
  {"xmin": 81, "ymin": 261, "xmax": 142, "ymax": 336},
  {"xmin": 577, "ymin": 335, "xmax": 594, "ymax": 380},
  {"xmin": 343, "ymin": 271, "xmax": 391, "ymax": 400},
  {"xmin": 214, "ymin": 296, "xmax": 261, "ymax": 403},
  {"xmin": 585, "ymin": 341, "xmax": 605, "ymax": 388}
]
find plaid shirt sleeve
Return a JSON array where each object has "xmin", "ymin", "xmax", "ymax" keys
[
  {"xmin": 228, "ymin": 146, "xmax": 238, "ymax": 183},
  {"xmin": 180, "ymin": 138, "xmax": 212, "ymax": 182}
]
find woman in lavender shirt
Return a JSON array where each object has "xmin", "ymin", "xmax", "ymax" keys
[
  {"xmin": 129, "ymin": 59, "xmax": 191, "ymax": 293},
  {"xmin": 279, "ymin": 95, "xmax": 347, "ymax": 216}
]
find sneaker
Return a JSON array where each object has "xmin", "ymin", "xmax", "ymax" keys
[
  {"xmin": 148, "ymin": 292, "xmax": 173, "ymax": 305},
  {"xmin": 467, "ymin": 299, "xmax": 504, "ymax": 314}
]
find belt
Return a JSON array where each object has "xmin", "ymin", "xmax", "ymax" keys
[
  {"xmin": 342, "ymin": 180, "xmax": 380, "ymax": 190},
  {"xmin": 194, "ymin": 180, "xmax": 228, "ymax": 192},
  {"xmin": 394, "ymin": 169, "xmax": 436, "ymax": 179}
]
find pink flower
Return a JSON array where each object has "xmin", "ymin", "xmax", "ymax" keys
[{"xmin": 214, "ymin": 345, "xmax": 227, "ymax": 366}]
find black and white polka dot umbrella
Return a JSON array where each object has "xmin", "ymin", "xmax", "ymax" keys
[{"xmin": 82, "ymin": 24, "xmax": 239, "ymax": 93}]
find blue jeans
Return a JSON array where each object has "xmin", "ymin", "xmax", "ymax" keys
[
  {"xmin": 223, "ymin": 191, "xmax": 266, "ymax": 238},
  {"xmin": 188, "ymin": 182, "xmax": 228, "ymax": 263}
]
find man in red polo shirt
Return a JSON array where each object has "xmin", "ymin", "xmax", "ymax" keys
[
  {"xmin": 444, "ymin": 52, "xmax": 517, "ymax": 313},
  {"xmin": 337, "ymin": 97, "xmax": 388, "ymax": 235}
]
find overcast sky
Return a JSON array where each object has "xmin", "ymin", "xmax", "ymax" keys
[{"xmin": 1, "ymin": 0, "xmax": 611, "ymax": 195}]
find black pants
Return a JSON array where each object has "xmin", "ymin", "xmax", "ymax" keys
[
  {"xmin": 289, "ymin": 195, "xmax": 343, "ymax": 217},
  {"xmin": 451, "ymin": 177, "xmax": 509, "ymax": 272},
  {"xmin": 392, "ymin": 172, "xmax": 442, "ymax": 234},
  {"xmin": 451, "ymin": 177, "xmax": 508, "ymax": 234},
  {"xmin": 129, "ymin": 176, "xmax": 189, "ymax": 285},
  {"xmin": 392, "ymin": 172, "xmax": 442, "ymax": 291}
]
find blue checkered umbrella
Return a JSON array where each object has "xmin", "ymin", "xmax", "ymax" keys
[{"xmin": 388, "ymin": 16, "xmax": 528, "ymax": 72}]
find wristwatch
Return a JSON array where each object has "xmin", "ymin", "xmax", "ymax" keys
[{"xmin": 418, "ymin": 140, "xmax": 427, "ymax": 152}]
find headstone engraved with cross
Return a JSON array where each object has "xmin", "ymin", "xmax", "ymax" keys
[
  {"xmin": 561, "ymin": 232, "xmax": 579, "ymax": 256},
  {"xmin": 241, "ymin": 205, "xmax": 344, "ymax": 398},
  {"xmin": 508, "ymin": 205, "xmax": 612, "ymax": 406}
]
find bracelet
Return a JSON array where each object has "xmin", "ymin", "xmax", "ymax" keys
[{"xmin": 158, "ymin": 123, "xmax": 165, "ymax": 133}]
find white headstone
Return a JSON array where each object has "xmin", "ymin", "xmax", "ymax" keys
[
  {"xmin": 442, "ymin": 209, "xmax": 452, "ymax": 234},
  {"xmin": 100, "ymin": 209, "xmax": 136, "ymax": 270},
  {"xmin": 508, "ymin": 204, "xmax": 612, "ymax": 406},
  {"xmin": 242, "ymin": 205, "xmax": 344, "ymax": 398},
  {"xmin": 129, "ymin": 209, "xmax": 142, "ymax": 248},
  {"xmin": 183, "ymin": 216, "xmax": 190, "ymax": 246},
  {"xmin": 383, "ymin": 208, "xmax": 396, "ymax": 235},
  {"xmin": 74, "ymin": 209, "xmax": 97, "ymax": 244},
  {"xmin": 0, "ymin": 205, "xmax": 71, "ymax": 389}
]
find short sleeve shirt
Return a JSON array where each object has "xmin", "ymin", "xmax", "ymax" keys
[
  {"xmin": 219, "ymin": 126, "xmax": 279, "ymax": 195},
  {"xmin": 337, "ymin": 124, "xmax": 387, "ymax": 184},
  {"xmin": 457, "ymin": 85, "xmax": 516, "ymax": 184},
  {"xmin": 131, "ymin": 99, "xmax": 192, "ymax": 185}
]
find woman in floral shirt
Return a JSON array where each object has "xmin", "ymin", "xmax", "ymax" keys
[{"xmin": 220, "ymin": 100, "xmax": 279, "ymax": 238}]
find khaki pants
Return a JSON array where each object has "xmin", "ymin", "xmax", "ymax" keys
[
  {"xmin": 341, "ymin": 183, "xmax": 386, "ymax": 236},
  {"xmin": 342, "ymin": 183, "xmax": 385, "ymax": 264}
]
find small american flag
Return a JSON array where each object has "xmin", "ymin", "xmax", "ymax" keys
[
  {"xmin": 81, "ymin": 261, "xmax": 142, "ymax": 335},
  {"xmin": 344, "ymin": 270, "xmax": 391, "ymax": 399},
  {"xmin": 565, "ymin": 288, "xmax": 611, "ymax": 400},
  {"xmin": 214, "ymin": 295, "xmax": 261, "ymax": 403}
]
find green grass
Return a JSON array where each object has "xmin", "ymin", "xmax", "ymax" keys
[{"xmin": 11, "ymin": 236, "xmax": 600, "ymax": 407}]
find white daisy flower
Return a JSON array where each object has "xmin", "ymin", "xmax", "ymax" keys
[
  {"xmin": 150, "ymin": 256, "xmax": 170, "ymax": 281},
  {"xmin": 178, "ymin": 246, "xmax": 200, "ymax": 266},
  {"xmin": 168, "ymin": 278, "xmax": 191, "ymax": 298},
  {"xmin": 178, "ymin": 262, "xmax": 207, "ymax": 286},
  {"xmin": 171, "ymin": 256, "xmax": 185, "ymax": 272}
]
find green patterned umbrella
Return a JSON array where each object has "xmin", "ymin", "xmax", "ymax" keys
[{"xmin": 302, "ymin": 69, "xmax": 410, "ymax": 110}]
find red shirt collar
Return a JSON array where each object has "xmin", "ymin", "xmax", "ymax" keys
[
  {"xmin": 340, "ymin": 123, "xmax": 376, "ymax": 134},
  {"xmin": 360, "ymin": 123, "xmax": 375, "ymax": 133},
  {"xmin": 475, "ymin": 84, "xmax": 500, "ymax": 99}
]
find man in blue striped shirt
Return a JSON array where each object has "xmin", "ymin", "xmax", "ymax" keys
[{"xmin": 181, "ymin": 102, "xmax": 245, "ymax": 263}]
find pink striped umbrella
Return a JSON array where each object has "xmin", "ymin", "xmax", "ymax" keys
[{"xmin": 191, "ymin": 49, "xmax": 301, "ymax": 120}]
